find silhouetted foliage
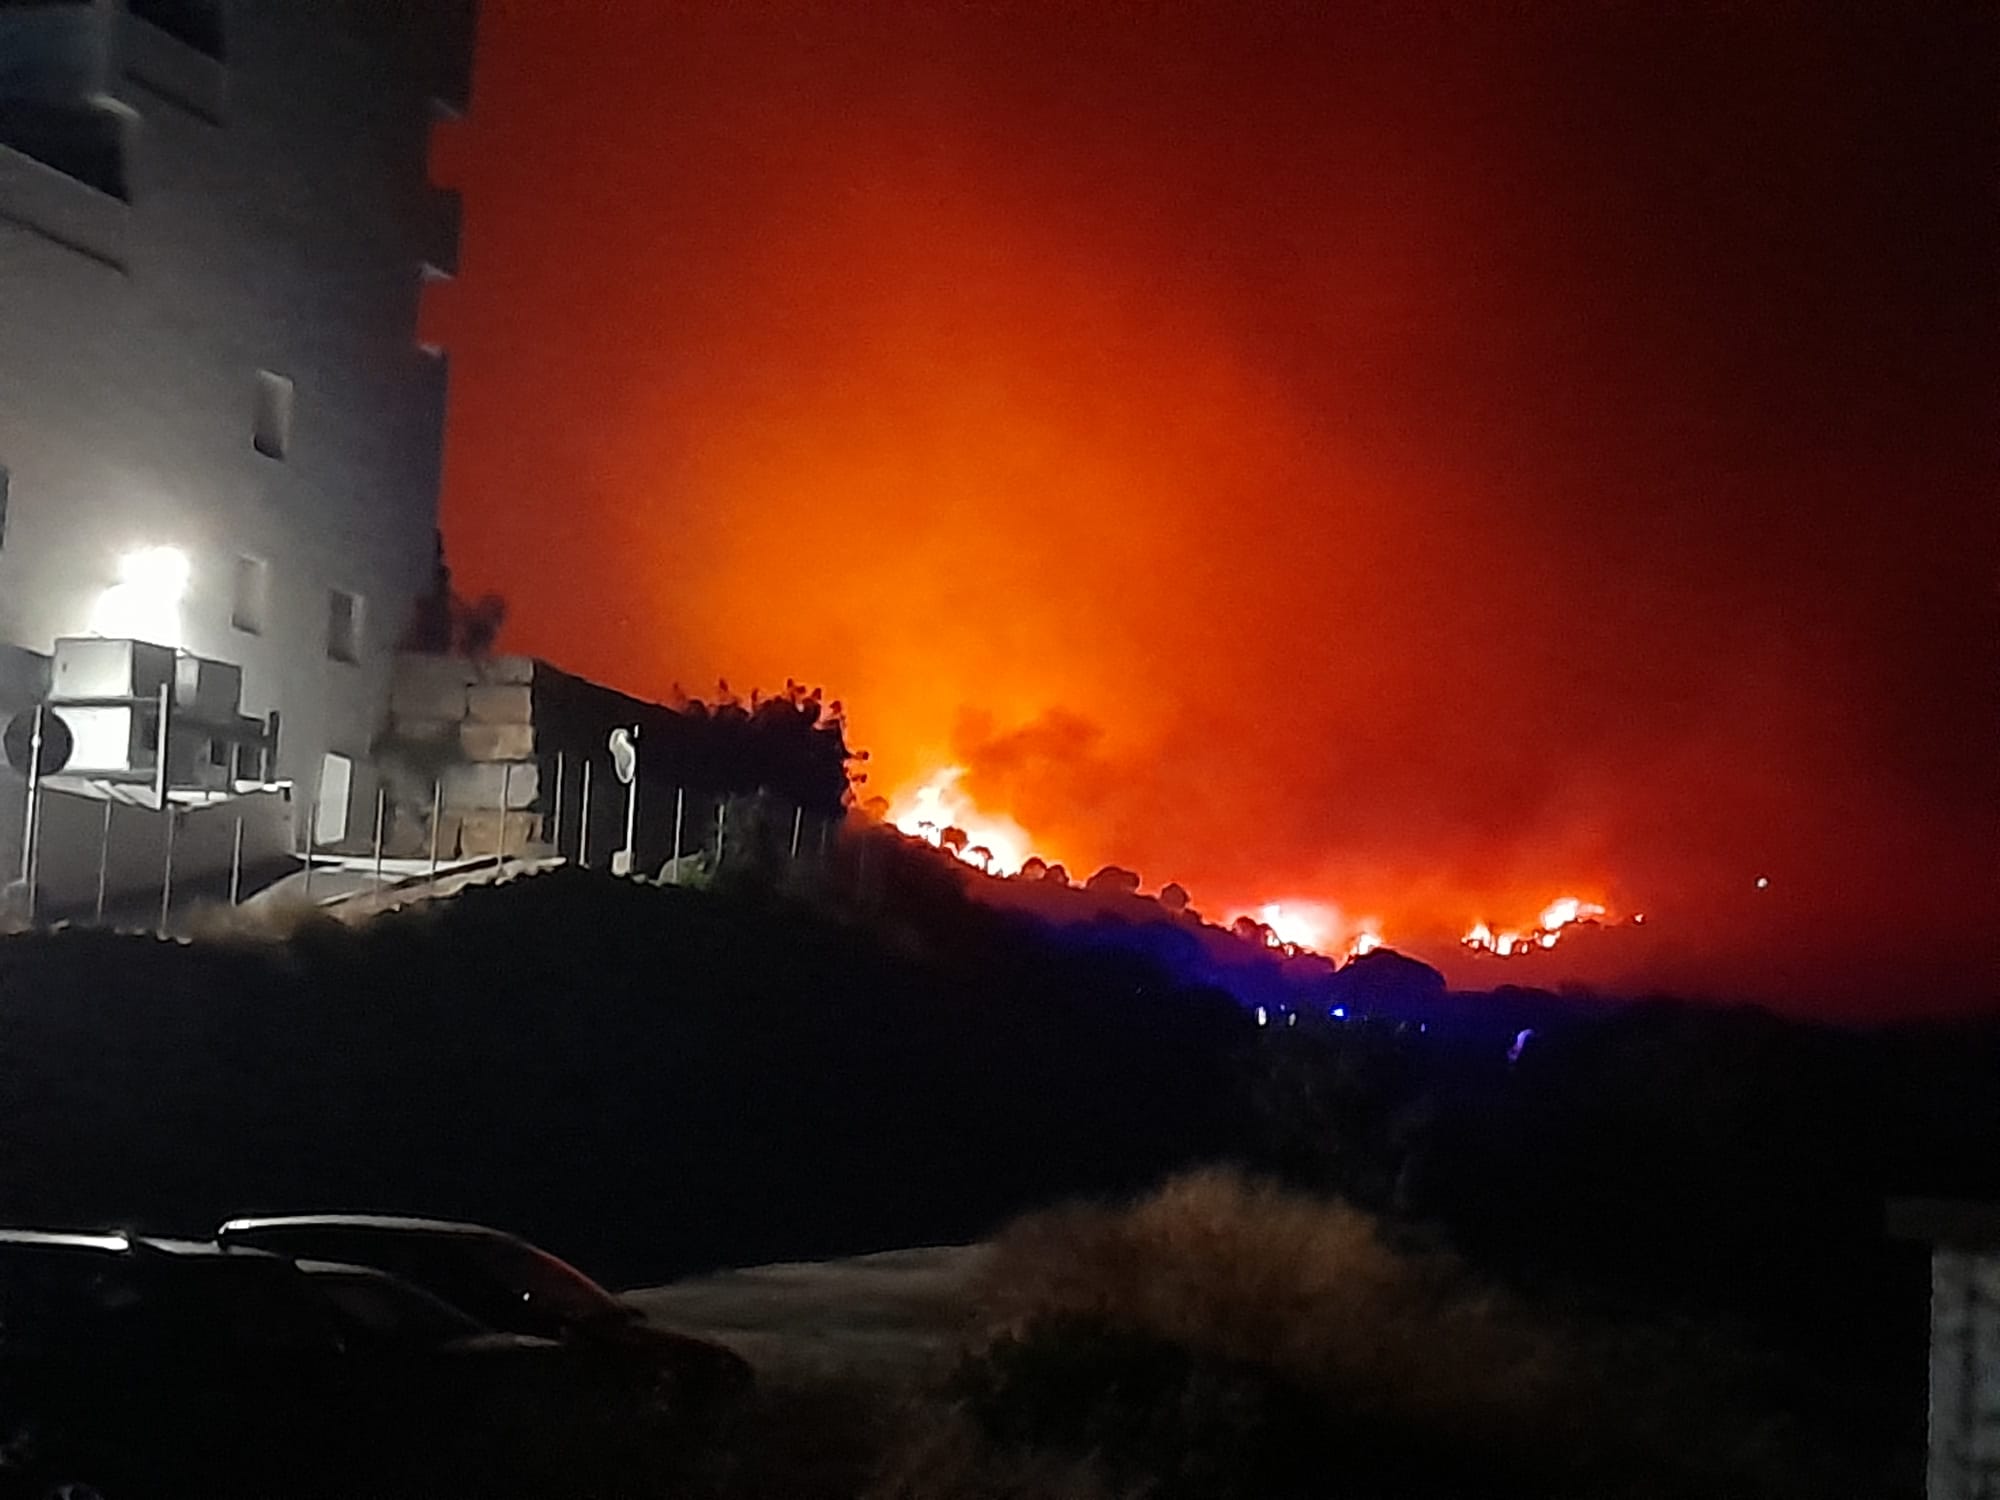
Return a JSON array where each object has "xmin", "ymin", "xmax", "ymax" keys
[{"xmin": 401, "ymin": 531, "xmax": 507, "ymax": 656}]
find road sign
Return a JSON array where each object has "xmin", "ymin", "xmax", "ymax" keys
[
  {"xmin": 609, "ymin": 725, "xmax": 638, "ymax": 786},
  {"xmin": 3, "ymin": 708, "xmax": 73, "ymax": 777}
]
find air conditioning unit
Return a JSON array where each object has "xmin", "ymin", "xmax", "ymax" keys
[
  {"xmin": 51, "ymin": 637, "xmax": 175, "ymax": 704},
  {"xmin": 174, "ymin": 652, "xmax": 242, "ymax": 723}
]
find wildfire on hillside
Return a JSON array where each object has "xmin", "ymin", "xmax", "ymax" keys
[
  {"xmin": 886, "ymin": 765, "xmax": 1635, "ymax": 969},
  {"xmin": 1462, "ymin": 897, "xmax": 1618, "ymax": 958}
]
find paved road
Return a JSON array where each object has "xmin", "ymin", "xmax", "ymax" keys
[{"xmin": 624, "ymin": 1243, "xmax": 990, "ymax": 1387}]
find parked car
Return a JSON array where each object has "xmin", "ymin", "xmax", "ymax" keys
[
  {"xmin": 215, "ymin": 1215, "xmax": 753, "ymax": 1421},
  {"xmin": 0, "ymin": 1230, "xmax": 653, "ymax": 1498}
]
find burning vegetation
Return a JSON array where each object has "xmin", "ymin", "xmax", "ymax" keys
[{"xmin": 887, "ymin": 766, "xmax": 1631, "ymax": 970}]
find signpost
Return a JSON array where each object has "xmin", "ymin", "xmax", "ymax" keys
[{"xmin": 608, "ymin": 725, "xmax": 638, "ymax": 876}]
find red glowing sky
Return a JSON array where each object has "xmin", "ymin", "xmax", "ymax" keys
[{"xmin": 432, "ymin": 2, "xmax": 1996, "ymax": 1015}]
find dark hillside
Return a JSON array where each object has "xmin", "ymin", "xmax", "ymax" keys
[{"xmin": 0, "ymin": 866, "xmax": 1249, "ymax": 1285}]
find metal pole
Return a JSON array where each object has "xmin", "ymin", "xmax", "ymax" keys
[
  {"xmin": 577, "ymin": 758, "xmax": 592, "ymax": 868},
  {"xmin": 303, "ymin": 753, "xmax": 326, "ymax": 899},
  {"xmin": 551, "ymin": 751, "xmax": 565, "ymax": 856},
  {"xmin": 669, "ymin": 787, "xmax": 684, "ymax": 885},
  {"xmin": 94, "ymin": 797, "xmax": 112, "ymax": 923},
  {"xmin": 152, "ymin": 683, "xmax": 171, "ymax": 811},
  {"xmin": 372, "ymin": 783, "xmax": 386, "ymax": 887},
  {"xmin": 17, "ymin": 703, "xmax": 42, "ymax": 889},
  {"xmin": 715, "ymin": 800, "xmax": 726, "ymax": 870},
  {"xmin": 500, "ymin": 762, "xmax": 513, "ymax": 860},
  {"xmin": 428, "ymin": 778, "xmax": 442, "ymax": 881},
  {"xmin": 158, "ymin": 806, "xmax": 176, "ymax": 935},
  {"xmin": 790, "ymin": 804, "xmax": 803, "ymax": 861},
  {"xmin": 229, "ymin": 814, "xmax": 244, "ymax": 905},
  {"xmin": 621, "ymin": 742, "xmax": 638, "ymax": 876}
]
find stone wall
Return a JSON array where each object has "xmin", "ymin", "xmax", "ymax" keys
[{"xmin": 384, "ymin": 653, "xmax": 545, "ymax": 858}]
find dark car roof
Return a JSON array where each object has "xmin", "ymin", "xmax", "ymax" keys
[
  {"xmin": 0, "ymin": 1230, "xmax": 284, "ymax": 1262},
  {"xmin": 217, "ymin": 1215, "xmax": 526, "ymax": 1244}
]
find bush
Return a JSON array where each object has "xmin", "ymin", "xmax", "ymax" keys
[{"xmin": 872, "ymin": 1170, "xmax": 1819, "ymax": 1500}]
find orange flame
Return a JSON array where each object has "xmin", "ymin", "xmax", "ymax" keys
[
  {"xmin": 1463, "ymin": 896, "xmax": 1609, "ymax": 958},
  {"xmin": 888, "ymin": 766, "xmax": 1036, "ymax": 875},
  {"xmin": 889, "ymin": 767, "xmax": 1634, "ymax": 972}
]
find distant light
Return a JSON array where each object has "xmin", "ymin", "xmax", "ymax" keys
[
  {"xmin": 1254, "ymin": 1005, "xmax": 1268, "ymax": 1027},
  {"xmin": 1286, "ymin": 1012, "xmax": 1297, "ymax": 1027},
  {"xmin": 91, "ymin": 545, "xmax": 191, "ymax": 648},
  {"xmin": 1330, "ymin": 1005, "xmax": 1346, "ymax": 1020},
  {"xmin": 1632, "ymin": 912, "xmax": 1646, "ymax": 925},
  {"xmin": 1755, "ymin": 876, "xmax": 1770, "ymax": 890}
]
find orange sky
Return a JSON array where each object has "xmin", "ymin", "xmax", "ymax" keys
[{"xmin": 432, "ymin": 2, "xmax": 1997, "ymax": 1015}]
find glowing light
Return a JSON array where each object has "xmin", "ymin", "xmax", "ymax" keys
[
  {"xmin": 1538, "ymin": 897, "xmax": 1604, "ymax": 930},
  {"xmin": 888, "ymin": 766, "xmax": 1037, "ymax": 875},
  {"xmin": 1254, "ymin": 1006, "xmax": 1268, "ymax": 1027},
  {"xmin": 1257, "ymin": 902, "xmax": 1326, "ymax": 950},
  {"xmin": 1347, "ymin": 930, "xmax": 1382, "ymax": 958},
  {"xmin": 90, "ymin": 545, "xmax": 191, "ymax": 648},
  {"xmin": 1463, "ymin": 894, "xmax": 1616, "ymax": 959},
  {"xmin": 1755, "ymin": 876, "xmax": 1770, "ymax": 890}
]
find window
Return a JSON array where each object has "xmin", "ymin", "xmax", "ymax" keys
[
  {"xmin": 0, "ymin": 100, "xmax": 131, "ymax": 202},
  {"xmin": 229, "ymin": 554, "xmax": 267, "ymax": 634},
  {"xmin": 326, "ymin": 588, "xmax": 362, "ymax": 664},
  {"xmin": 126, "ymin": 0, "xmax": 227, "ymax": 61},
  {"xmin": 252, "ymin": 370, "xmax": 294, "ymax": 460}
]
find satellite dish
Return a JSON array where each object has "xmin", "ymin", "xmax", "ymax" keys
[
  {"xmin": 608, "ymin": 725, "xmax": 638, "ymax": 786},
  {"xmin": 3, "ymin": 709, "xmax": 74, "ymax": 777}
]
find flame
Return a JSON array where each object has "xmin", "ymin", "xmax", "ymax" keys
[
  {"xmin": 1256, "ymin": 902, "xmax": 1327, "ymax": 950},
  {"xmin": 888, "ymin": 765, "xmax": 1635, "ymax": 973},
  {"xmin": 1463, "ymin": 895, "xmax": 1610, "ymax": 958},
  {"xmin": 888, "ymin": 766, "xmax": 1037, "ymax": 874}
]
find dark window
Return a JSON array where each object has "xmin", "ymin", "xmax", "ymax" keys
[
  {"xmin": 326, "ymin": 589, "xmax": 362, "ymax": 664},
  {"xmin": 126, "ymin": 0, "xmax": 225, "ymax": 60},
  {"xmin": 252, "ymin": 370, "xmax": 293, "ymax": 460},
  {"xmin": 0, "ymin": 100, "xmax": 130, "ymax": 201},
  {"xmin": 230, "ymin": 555, "xmax": 267, "ymax": 634}
]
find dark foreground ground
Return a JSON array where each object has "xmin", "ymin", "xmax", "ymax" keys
[{"xmin": 0, "ymin": 843, "xmax": 1992, "ymax": 1496}]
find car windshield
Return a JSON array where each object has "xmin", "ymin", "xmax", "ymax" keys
[
  {"xmin": 309, "ymin": 1269, "xmax": 486, "ymax": 1347},
  {"xmin": 470, "ymin": 1241, "xmax": 621, "ymax": 1332}
]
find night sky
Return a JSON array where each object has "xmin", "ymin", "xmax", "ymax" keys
[{"xmin": 431, "ymin": 2, "xmax": 1996, "ymax": 1015}]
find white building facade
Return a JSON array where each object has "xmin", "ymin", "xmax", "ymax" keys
[{"xmin": 0, "ymin": 0, "xmax": 473, "ymax": 907}]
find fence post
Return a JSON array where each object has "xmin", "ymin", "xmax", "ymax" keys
[
  {"xmin": 428, "ymin": 779, "xmax": 442, "ymax": 881},
  {"xmin": 229, "ymin": 814, "xmax": 244, "ymax": 905},
  {"xmin": 17, "ymin": 704, "xmax": 43, "ymax": 921},
  {"xmin": 94, "ymin": 797, "xmax": 112, "ymax": 923},
  {"xmin": 158, "ymin": 806, "xmax": 177, "ymax": 935},
  {"xmin": 372, "ymin": 783, "xmax": 387, "ymax": 888},
  {"xmin": 670, "ymin": 787, "xmax": 684, "ymax": 885},
  {"xmin": 578, "ymin": 758, "xmax": 592, "ymax": 868},
  {"xmin": 552, "ymin": 750, "xmax": 566, "ymax": 855}
]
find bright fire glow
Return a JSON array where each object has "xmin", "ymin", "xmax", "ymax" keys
[
  {"xmin": 888, "ymin": 765, "xmax": 1036, "ymax": 875},
  {"xmin": 90, "ymin": 545, "xmax": 190, "ymax": 648},
  {"xmin": 889, "ymin": 765, "xmax": 1632, "ymax": 972},
  {"xmin": 1463, "ymin": 895, "xmax": 1609, "ymax": 958},
  {"xmin": 1257, "ymin": 902, "xmax": 1327, "ymax": 950}
]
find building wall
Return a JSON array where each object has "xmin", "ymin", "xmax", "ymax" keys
[
  {"xmin": 1929, "ymin": 1247, "xmax": 2000, "ymax": 1500},
  {"xmin": 0, "ymin": 1, "xmax": 470, "ymax": 845}
]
